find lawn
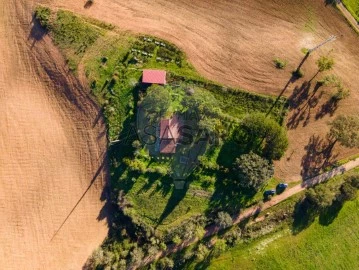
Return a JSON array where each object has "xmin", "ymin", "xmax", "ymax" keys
[
  {"xmin": 209, "ymin": 170, "xmax": 359, "ymax": 270},
  {"xmin": 342, "ymin": 0, "xmax": 359, "ymax": 22}
]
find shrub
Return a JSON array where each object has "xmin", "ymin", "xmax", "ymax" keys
[
  {"xmin": 305, "ymin": 184, "xmax": 336, "ymax": 210},
  {"xmin": 157, "ymin": 257, "xmax": 174, "ymax": 269},
  {"xmin": 211, "ymin": 239, "xmax": 227, "ymax": 258},
  {"xmin": 234, "ymin": 152, "xmax": 274, "ymax": 191},
  {"xmin": 233, "ymin": 113, "xmax": 288, "ymax": 160},
  {"xmin": 332, "ymin": 87, "xmax": 350, "ymax": 101},
  {"xmin": 34, "ymin": 6, "xmax": 51, "ymax": 29},
  {"xmin": 273, "ymin": 58, "xmax": 288, "ymax": 69},
  {"xmin": 316, "ymin": 55, "xmax": 335, "ymax": 72},
  {"xmin": 215, "ymin": 211, "xmax": 233, "ymax": 229},
  {"xmin": 329, "ymin": 115, "xmax": 359, "ymax": 148}
]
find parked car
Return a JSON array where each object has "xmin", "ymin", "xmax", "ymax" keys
[
  {"xmin": 277, "ymin": 183, "xmax": 288, "ymax": 190},
  {"xmin": 263, "ymin": 190, "xmax": 276, "ymax": 196}
]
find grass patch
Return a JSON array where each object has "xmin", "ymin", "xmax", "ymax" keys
[
  {"xmin": 210, "ymin": 198, "xmax": 359, "ymax": 270},
  {"xmin": 342, "ymin": 0, "xmax": 359, "ymax": 22},
  {"xmin": 45, "ymin": 9, "xmax": 104, "ymax": 71},
  {"xmin": 209, "ymin": 168, "xmax": 359, "ymax": 270}
]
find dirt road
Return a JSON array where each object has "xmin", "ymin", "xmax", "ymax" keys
[
  {"xmin": 0, "ymin": 0, "xmax": 108, "ymax": 269},
  {"xmin": 138, "ymin": 157, "xmax": 359, "ymax": 268}
]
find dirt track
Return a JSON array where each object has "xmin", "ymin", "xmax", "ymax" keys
[
  {"xmin": 51, "ymin": 0, "xmax": 359, "ymax": 181},
  {"xmin": 0, "ymin": 0, "xmax": 108, "ymax": 269},
  {"xmin": 1, "ymin": 0, "xmax": 359, "ymax": 268}
]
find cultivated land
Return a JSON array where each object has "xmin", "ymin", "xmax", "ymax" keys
[
  {"xmin": 49, "ymin": 0, "xmax": 359, "ymax": 181},
  {"xmin": 0, "ymin": 0, "xmax": 108, "ymax": 269},
  {"xmin": 1, "ymin": 0, "xmax": 359, "ymax": 269}
]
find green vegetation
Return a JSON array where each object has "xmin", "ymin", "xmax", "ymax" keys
[
  {"xmin": 34, "ymin": 6, "xmax": 51, "ymax": 28},
  {"xmin": 234, "ymin": 152, "xmax": 274, "ymax": 191},
  {"xmin": 316, "ymin": 55, "xmax": 335, "ymax": 72},
  {"xmin": 273, "ymin": 57, "xmax": 288, "ymax": 69},
  {"xmin": 342, "ymin": 0, "xmax": 359, "ymax": 22},
  {"xmin": 233, "ymin": 113, "xmax": 289, "ymax": 160},
  {"xmin": 207, "ymin": 171, "xmax": 359, "ymax": 270},
  {"xmin": 329, "ymin": 115, "xmax": 359, "ymax": 148},
  {"xmin": 37, "ymin": 8, "xmax": 292, "ymax": 269}
]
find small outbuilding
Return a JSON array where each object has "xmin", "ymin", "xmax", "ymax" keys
[{"xmin": 142, "ymin": 69, "xmax": 167, "ymax": 85}]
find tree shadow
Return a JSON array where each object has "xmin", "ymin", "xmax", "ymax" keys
[
  {"xmin": 266, "ymin": 53, "xmax": 311, "ymax": 116},
  {"xmin": 156, "ymin": 183, "xmax": 190, "ymax": 226},
  {"xmin": 287, "ymin": 81, "xmax": 323, "ymax": 129},
  {"xmin": 292, "ymin": 198, "xmax": 317, "ymax": 234},
  {"xmin": 319, "ymin": 199, "xmax": 344, "ymax": 226},
  {"xmin": 301, "ymin": 135, "xmax": 338, "ymax": 179},
  {"xmin": 324, "ymin": 0, "xmax": 337, "ymax": 6},
  {"xmin": 208, "ymin": 171, "xmax": 256, "ymax": 214},
  {"xmin": 28, "ymin": 14, "xmax": 47, "ymax": 48},
  {"xmin": 84, "ymin": 0, "xmax": 94, "ymax": 9},
  {"xmin": 52, "ymin": 154, "xmax": 111, "ymax": 241},
  {"xmin": 315, "ymin": 97, "xmax": 339, "ymax": 120}
]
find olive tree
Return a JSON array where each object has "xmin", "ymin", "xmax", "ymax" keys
[
  {"xmin": 329, "ymin": 115, "xmax": 359, "ymax": 148},
  {"xmin": 316, "ymin": 55, "xmax": 334, "ymax": 72},
  {"xmin": 234, "ymin": 152, "xmax": 274, "ymax": 191}
]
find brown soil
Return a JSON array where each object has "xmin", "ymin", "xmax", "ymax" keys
[
  {"xmin": 0, "ymin": 0, "xmax": 109, "ymax": 269},
  {"xmin": 1, "ymin": 0, "xmax": 359, "ymax": 268},
  {"xmin": 51, "ymin": 0, "xmax": 359, "ymax": 181}
]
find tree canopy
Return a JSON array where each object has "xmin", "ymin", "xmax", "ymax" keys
[
  {"xmin": 316, "ymin": 55, "xmax": 334, "ymax": 72},
  {"xmin": 233, "ymin": 152, "xmax": 274, "ymax": 191},
  {"xmin": 140, "ymin": 85, "xmax": 171, "ymax": 124},
  {"xmin": 233, "ymin": 113, "xmax": 288, "ymax": 160},
  {"xmin": 329, "ymin": 115, "xmax": 359, "ymax": 148}
]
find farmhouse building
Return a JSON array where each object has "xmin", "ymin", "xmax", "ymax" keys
[
  {"xmin": 159, "ymin": 116, "xmax": 180, "ymax": 154},
  {"xmin": 142, "ymin": 69, "xmax": 167, "ymax": 85}
]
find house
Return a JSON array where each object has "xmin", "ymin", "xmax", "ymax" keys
[
  {"xmin": 159, "ymin": 116, "xmax": 180, "ymax": 154},
  {"xmin": 142, "ymin": 69, "xmax": 167, "ymax": 85}
]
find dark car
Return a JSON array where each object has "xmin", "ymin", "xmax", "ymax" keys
[
  {"xmin": 263, "ymin": 190, "xmax": 276, "ymax": 196},
  {"xmin": 277, "ymin": 183, "xmax": 288, "ymax": 190}
]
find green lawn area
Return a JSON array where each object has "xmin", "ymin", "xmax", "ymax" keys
[
  {"xmin": 210, "ymin": 176, "xmax": 359, "ymax": 270},
  {"xmin": 342, "ymin": 0, "xmax": 359, "ymax": 22}
]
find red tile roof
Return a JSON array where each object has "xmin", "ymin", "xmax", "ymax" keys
[
  {"xmin": 160, "ymin": 116, "xmax": 180, "ymax": 154},
  {"xmin": 142, "ymin": 69, "xmax": 167, "ymax": 85}
]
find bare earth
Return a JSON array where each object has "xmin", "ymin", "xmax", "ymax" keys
[
  {"xmin": 51, "ymin": 0, "xmax": 359, "ymax": 181},
  {"xmin": 0, "ymin": 0, "xmax": 108, "ymax": 269},
  {"xmin": 1, "ymin": 0, "xmax": 359, "ymax": 269}
]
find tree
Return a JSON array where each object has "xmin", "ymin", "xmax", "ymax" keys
[
  {"xmin": 316, "ymin": 55, "xmax": 334, "ymax": 72},
  {"xmin": 329, "ymin": 115, "xmax": 359, "ymax": 148},
  {"xmin": 305, "ymin": 184, "xmax": 336, "ymax": 210},
  {"xmin": 211, "ymin": 239, "xmax": 227, "ymax": 258},
  {"xmin": 141, "ymin": 85, "xmax": 171, "ymax": 124},
  {"xmin": 157, "ymin": 257, "xmax": 174, "ymax": 269},
  {"xmin": 234, "ymin": 152, "xmax": 274, "ymax": 191},
  {"xmin": 215, "ymin": 211, "xmax": 233, "ymax": 229},
  {"xmin": 338, "ymin": 182, "xmax": 357, "ymax": 201},
  {"xmin": 233, "ymin": 113, "xmax": 288, "ymax": 160},
  {"xmin": 129, "ymin": 247, "xmax": 144, "ymax": 266}
]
